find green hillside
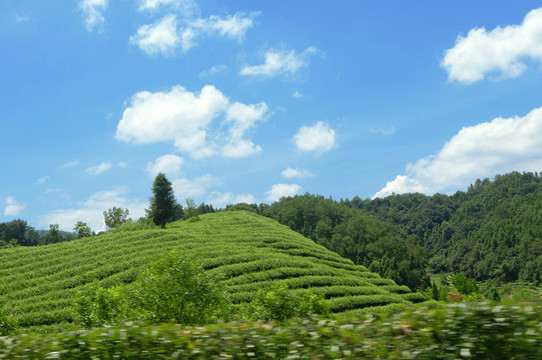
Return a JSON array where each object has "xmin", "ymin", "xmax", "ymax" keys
[{"xmin": 0, "ymin": 211, "xmax": 423, "ymax": 330}]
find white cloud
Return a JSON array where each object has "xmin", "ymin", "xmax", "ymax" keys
[
  {"xmin": 60, "ymin": 160, "xmax": 79, "ymax": 168},
  {"xmin": 147, "ymin": 154, "xmax": 184, "ymax": 176},
  {"xmin": 370, "ymin": 125, "xmax": 396, "ymax": 136},
  {"xmin": 4, "ymin": 197, "xmax": 24, "ymax": 216},
  {"xmin": 199, "ymin": 65, "xmax": 229, "ymax": 78},
  {"xmin": 189, "ymin": 12, "xmax": 256, "ymax": 41},
  {"xmin": 40, "ymin": 187, "xmax": 147, "ymax": 232},
  {"xmin": 117, "ymin": 161, "xmax": 130, "ymax": 168},
  {"xmin": 15, "ymin": 14, "xmax": 29, "ymax": 23},
  {"xmin": 137, "ymin": 0, "xmax": 197, "ymax": 17},
  {"xmin": 86, "ymin": 162, "xmax": 112, "ymax": 175},
  {"xmin": 205, "ymin": 192, "xmax": 255, "ymax": 208},
  {"xmin": 131, "ymin": 12, "xmax": 257, "ymax": 55},
  {"xmin": 116, "ymin": 84, "xmax": 268, "ymax": 158},
  {"xmin": 292, "ymin": 91, "xmax": 304, "ymax": 98},
  {"xmin": 281, "ymin": 167, "xmax": 313, "ymax": 179},
  {"xmin": 130, "ymin": 14, "xmax": 180, "ymax": 56},
  {"xmin": 240, "ymin": 47, "xmax": 322, "ymax": 77},
  {"xmin": 37, "ymin": 176, "xmax": 50, "ymax": 185},
  {"xmin": 172, "ymin": 174, "xmax": 216, "ymax": 200},
  {"xmin": 374, "ymin": 106, "xmax": 542, "ymax": 198},
  {"xmin": 265, "ymin": 183, "xmax": 301, "ymax": 202},
  {"xmin": 293, "ymin": 121, "xmax": 336, "ymax": 155},
  {"xmin": 442, "ymin": 8, "xmax": 542, "ymax": 83},
  {"xmin": 79, "ymin": 0, "xmax": 108, "ymax": 32}
]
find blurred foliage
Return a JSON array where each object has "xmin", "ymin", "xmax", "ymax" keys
[{"xmin": 2, "ymin": 301, "xmax": 542, "ymax": 359}]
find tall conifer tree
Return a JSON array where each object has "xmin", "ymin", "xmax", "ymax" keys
[{"xmin": 149, "ymin": 173, "xmax": 177, "ymax": 228}]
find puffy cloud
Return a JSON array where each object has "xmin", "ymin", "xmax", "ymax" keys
[
  {"xmin": 147, "ymin": 154, "xmax": 184, "ymax": 176},
  {"xmin": 442, "ymin": 8, "xmax": 542, "ymax": 83},
  {"xmin": 86, "ymin": 162, "xmax": 112, "ymax": 175},
  {"xmin": 293, "ymin": 121, "xmax": 336, "ymax": 155},
  {"xmin": 4, "ymin": 197, "xmax": 24, "ymax": 216},
  {"xmin": 205, "ymin": 191, "xmax": 255, "ymax": 208},
  {"xmin": 240, "ymin": 47, "xmax": 322, "ymax": 77},
  {"xmin": 40, "ymin": 187, "xmax": 147, "ymax": 232},
  {"xmin": 130, "ymin": 15, "xmax": 180, "ymax": 56},
  {"xmin": 79, "ymin": 0, "xmax": 108, "ymax": 32},
  {"xmin": 374, "ymin": 106, "xmax": 542, "ymax": 198},
  {"xmin": 131, "ymin": 12, "xmax": 257, "ymax": 55},
  {"xmin": 172, "ymin": 174, "xmax": 216, "ymax": 200},
  {"xmin": 116, "ymin": 85, "xmax": 268, "ymax": 158},
  {"xmin": 281, "ymin": 167, "xmax": 313, "ymax": 179},
  {"xmin": 265, "ymin": 183, "xmax": 301, "ymax": 202}
]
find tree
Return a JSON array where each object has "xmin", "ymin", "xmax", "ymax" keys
[
  {"xmin": 103, "ymin": 207, "xmax": 130, "ymax": 230},
  {"xmin": 184, "ymin": 199, "xmax": 198, "ymax": 220},
  {"xmin": 45, "ymin": 224, "xmax": 62, "ymax": 244},
  {"xmin": 149, "ymin": 173, "xmax": 177, "ymax": 228},
  {"xmin": 74, "ymin": 221, "xmax": 92, "ymax": 238}
]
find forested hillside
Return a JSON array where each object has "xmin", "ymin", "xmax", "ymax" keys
[{"xmin": 263, "ymin": 171, "xmax": 542, "ymax": 289}]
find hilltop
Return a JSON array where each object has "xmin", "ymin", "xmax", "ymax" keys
[{"xmin": 0, "ymin": 211, "xmax": 423, "ymax": 331}]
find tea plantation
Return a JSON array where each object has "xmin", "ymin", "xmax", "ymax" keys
[{"xmin": 0, "ymin": 211, "xmax": 423, "ymax": 331}]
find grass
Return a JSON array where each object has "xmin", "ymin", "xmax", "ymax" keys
[{"xmin": 0, "ymin": 211, "xmax": 423, "ymax": 331}]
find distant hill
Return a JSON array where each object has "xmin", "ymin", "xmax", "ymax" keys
[
  {"xmin": 0, "ymin": 211, "xmax": 423, "ymax": 331},
  {"xmin": 351, "ymin": 171, "xmax": 542, "ymax": 284}
]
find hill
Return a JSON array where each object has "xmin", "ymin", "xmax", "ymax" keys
[{"xmin": 0, "ymin": 211, "xmax": 423, "ymax": 331}]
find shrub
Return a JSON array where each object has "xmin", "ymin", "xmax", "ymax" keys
[
  {"xmin": 129, "ymin": 251, "xmax": 228, "ymax": 325},
  {"xmin": 72, "ymin": 281, "xmax": 127, "ymax": 328},
  {"xmin": 248, "ymin": 282, "xmax": 330, "ymax": 321},
  {"xmin": 0, "ymin": 307, "xmax": 15, "ymax": 335}
]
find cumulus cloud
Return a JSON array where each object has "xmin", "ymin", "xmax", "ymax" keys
[
  {"xmin": 131, "ymin": 12, "xmax": 257, "ymax": 55},
  {"xmin": 240, "ymin": 47, "xmax": 322, "ymax": 77},
  {"xmin": 130, "ymin": 14, "xmax": 180, "ymax": 56},
  {"xmin": 79, "ymin": 0, "xmax": 108, "ymax": 32},
  {"xmin": 265, "ymin": 183, "xmax": 301, "ymax": 202},
  {"xmin": 172, "ymin": 174, "xmax": 216, "ymax": 200},
  {"xmin": 205, "ymin": 191, "xmax": 255, "ymax": 208},
  {"xmin": 147, "ymin": 154, "xmax": 184, "ymax": 176},
  {"xmin": 442, "ymin": 8, "xmax": 542, "ymax": 83},
  {"xmin": 374, "ymin": 106, "xmax": 542, "ymax": 198},
  {"xmin": 40, "ymin": 187, "xmax": 147, "ymax": 232},
  {"xmin": 116, "ymin": 84, "xmax": 268, "ymax": 158},
  {"xmin": 293, "ymin": 121, "xmax": 336, "ymax": 155},
  {"xmin": 86, "ymin": 162, "xmax": 112, "ymax": 175},
  {"xmin": 4, "ymin": 197, "xmax": 24, "ymax": 216},
  {"xmin": 281, "ymin": 167, "xmax": 313, "ymax": 179}
]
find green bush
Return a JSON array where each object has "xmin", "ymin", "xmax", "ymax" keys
[
  {"xmin": 0, "ymin": 307, "xmax": 15, "ymax": 336},
  {"xmin": 1, "ymin": 302, "xmax": 541, "ymax": 359},
  {"xmin": 72, "ymin": 281, "xmax": 127, "ymax": 327},
  {"xmin": 247, "ymin": 282, "xmax": 330, "ymax": 321},
  {"xmin": 129, "ymin": 251, "xmax": 228, "ymax": 325}
]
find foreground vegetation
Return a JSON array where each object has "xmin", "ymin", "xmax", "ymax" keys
[
  {"xmin": 0, "ymin": 211, "xmax": 422, "ymax": 333},
  {"xmin": 1, "ymin": 301, "xmax": 540, "ymax": 359}
]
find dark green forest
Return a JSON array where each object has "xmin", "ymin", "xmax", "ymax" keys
[
  {"xmin": 260, "ymin": 171, "xmax": 542, "ymax": 290},
  {"xmin": 3, "ymin": 171, "xmax": 542, "ymax": 291}
]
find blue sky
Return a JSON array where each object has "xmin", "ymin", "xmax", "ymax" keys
[{"xmin": 2, "ymin": 1, "xmax": 542, "ymax": 231}]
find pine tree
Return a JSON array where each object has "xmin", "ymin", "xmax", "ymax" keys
[{"xmin": 149, "ymin": 173, "xmax": 177, "ymax": 228}]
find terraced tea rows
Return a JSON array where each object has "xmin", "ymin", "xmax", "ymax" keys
[{"xmin": 0, "ymin": 211, "xmax": 424, "ymax": 329}]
